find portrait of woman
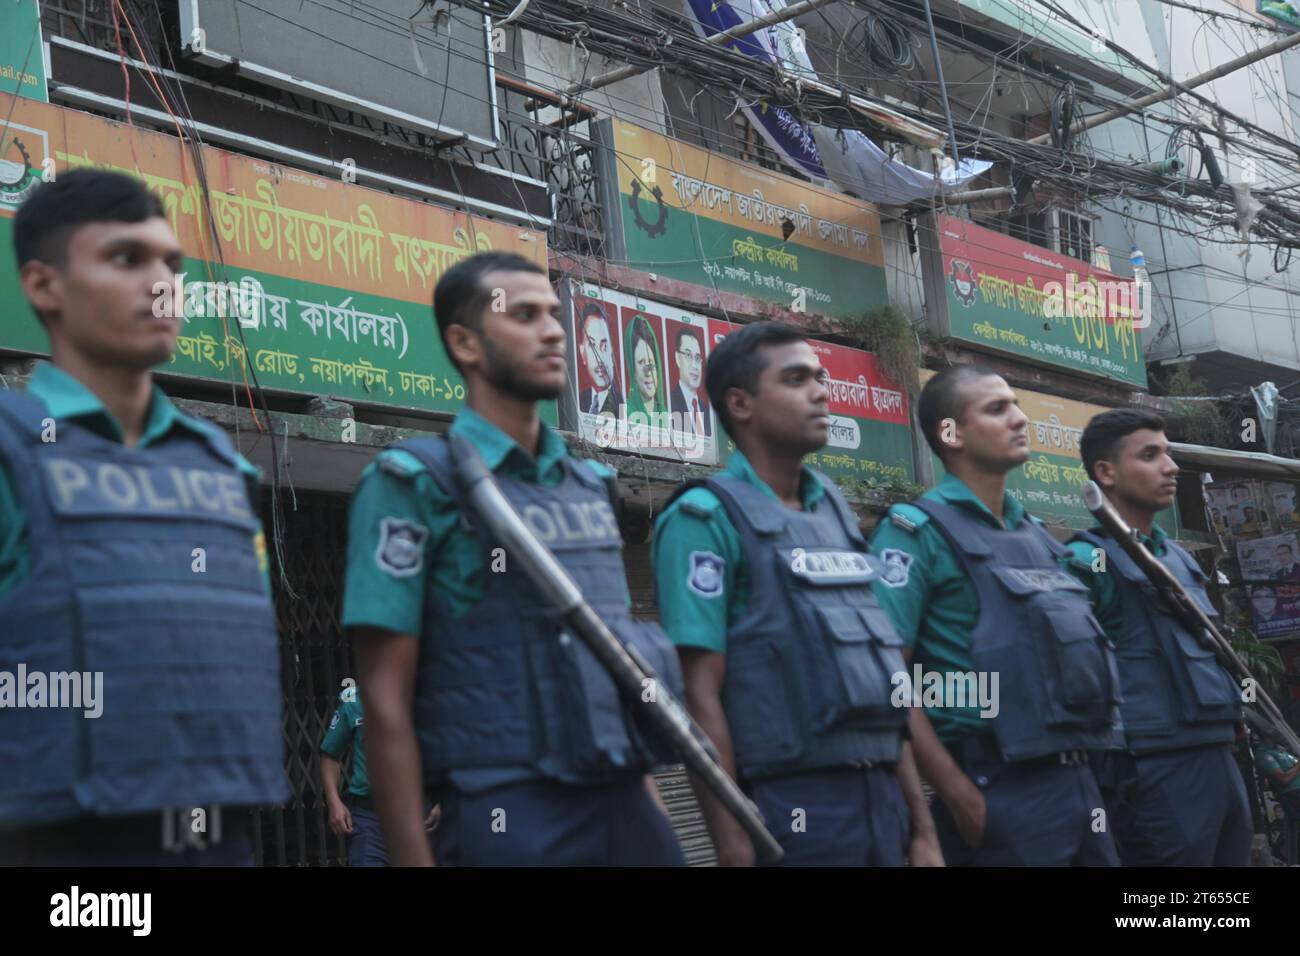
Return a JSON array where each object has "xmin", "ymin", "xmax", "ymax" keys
[{"xmin": 623, "ymin": 311, "xmax": 666, "ymax": 418}]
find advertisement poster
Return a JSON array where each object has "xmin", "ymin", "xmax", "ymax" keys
[
  {"xmin": 1207, "ymin": 482, "xmax": 1274, "ymax": 537},
  {"xmin": 1249, "ymin": 583, "xmax": 1300, "ymax": 639},
  {"xmin": 918, "ymin": 212, "xmax": 1146, "ymax": 386},
  {"xmin": 1269, "ymin": 482, "xmax": 1298, "ymax": 529},
  {"xmin": 567, "ymin": 281, "xmax": 717, "ymax": 464},
  {"xmin": 1237, "ymin": 533, "xmax": 1300, "ymax": 582}
]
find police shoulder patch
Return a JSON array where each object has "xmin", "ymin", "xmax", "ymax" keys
[
  {"xmin": 888, "ymin": 504, "xmax": 928, "ymax": 534},
  {"xmin": 328, "ymin": 712, "xmax": 340, "ymax": 730},
  {"xmin": 876, "ymin": 548, "xmax": 914, "ymax": 588},
  {"xmin": 377, "ymin": 450, "xmax": 423, "ymax": 480},
  {"xmin": 687, "ymin": 550, "xmax": 725, "ymax": 598},
  {"xmin": 375, "ymin": 517, "xmax": 430, "ymax": 578}
]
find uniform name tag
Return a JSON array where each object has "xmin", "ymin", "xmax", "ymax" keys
[
  {"xmin": 787, "ymin": 547, "xmax": 878, "ymax": 585},
  {"xmin": 1001, "ymin": 567, "xmax": 1082, "ymax": 593},
  {"xmin": 41, "ymin": 457, "xmax": 252, "ymax": 523}
]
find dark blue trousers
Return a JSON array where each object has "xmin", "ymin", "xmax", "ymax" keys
[
  {"xmin": 932, "ymin": 746, "xmax": 1119, "ymax": 867},
  {"xmin": 1102, "ymin": 744, "xmax": 1252, "ymax": 867},
  {"xmin": 431, "ymin": 776, "xmax": 685, "ymax": 866},
  {"xmin": 745, "ymin": 766, "xmax": 910, "ymax": 866},
  {"xmin": 347, "ymin": 804, "xmax": 390, "ymax": 867}
]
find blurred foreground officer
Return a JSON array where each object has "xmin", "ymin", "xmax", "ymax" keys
[
  {"xmin": 1065, "ymin": 409, "xmax": 1250, "ymax": 866},
  {"xmin": 346, "ymin": 252, "xmax": 685, "ymax": 866},
  {"xmin": 870, "ymin": 366, "xmax": 1120, "ymax": 866},
  {"xmin": 0, "ymin": 171, "xmax": 286, "ymax": 865},
  {"xmin": 652, "ymin": 322, "xmax": 941, "ymax": 867}
]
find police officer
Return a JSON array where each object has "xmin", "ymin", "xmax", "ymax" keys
[
  {"xmin": 1254, "ymin": 736, "xmax": 1300, "ymax": 864},
  {"xmin": 870, "ymin": 366, "xmax": 1120, "ymax": 866},
  {"xmin": 346, "ymin": 251, "xmax": 685, "ymax": 866},
  {"xmin": 321, "ymin": 683, "xmax": 381, "ymax": 866},
  {"xmin": 0, "ymin": 170, "xmax": 286, "ymax": 865},
  {"xmin": 652, "ymin": 322, "xmax": 942, "ymax": 867},
  {"xmin": 1064, "ymin": 409, "xmax": 1251, "ymax": 866}
]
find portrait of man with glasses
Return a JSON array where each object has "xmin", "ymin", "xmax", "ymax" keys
[{"xmin": 669, "ymin": 323, "xmax": 711, "ymax": 437}]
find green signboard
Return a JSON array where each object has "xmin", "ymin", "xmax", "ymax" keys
[
  {"xmin": 0, "ymin": 1, "xmax": 47, "ymax": 103},
  {"xmin": 0, "ymin": 94, "xmax": 554, "ymax": 422},
  {"xmin": 919, "ymin": 212, "xmax": 1148, "ymax": 388},
  {"xmin": 596, "ymin": 118, "xmax": 889, "ymax": 320}
]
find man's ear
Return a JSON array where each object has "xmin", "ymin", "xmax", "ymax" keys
[
  {"xmin": 938, "ymin": 416, "xmax": 963, "ymax": 452},
  {"xmin": 444, "ymin": 323, "xmax": 481, "ymax": 373},
  {"xmin": 19, "ymin": 260, "xmax": 61, "ymax": 326},
  {"xmin": 724, "ymin": 386, "xmax": 752, "ymax": 431},
  {"xmin": 1093, "ymin": 457, "xmax": 1118, "ymax": 490}
]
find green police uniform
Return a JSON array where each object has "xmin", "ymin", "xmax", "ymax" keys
[
  {"xmin": 867, "ymin": 471, "xmax": 1024, "ymax": 745},
  {"xmin": 341, "ymin": 405, "xmax": 622, "ymax": 796},
  {"xmin": 320, "ymin": 687, "xmax": 369, "ymax": 798},
  {"xmin": 342, "ymin": 406, "xmax": 621, "ymax": 632},
  {"xmin": 1063, "ymin": 524, "xmax": 1171, "ymax": 639},
  {"xmin": 651, "ymin": 449, "xmax": 824, "ymax": 653},
  {"xmin": 870, "ymin": 471, "xmax": 1121, "ymax": 867},
  {"xmin": 1256, "ymin": 745, "xmax": 1300, "ymax": 796},
  {"xmin": 0, "ymin": 362, "xmax": 270, "ymax": 598},
  {"xmin": 653, "ymin": 449, "xmax": 917, "ymax": 867}
]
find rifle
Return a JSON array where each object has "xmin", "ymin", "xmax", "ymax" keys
[
  {"xmin": 449, "ymin": 434, "xmax": 784, "ymax": 864},
  {"xmin": 1081, "ymin": 480, "xmax": 1300, "ymax": 755}
]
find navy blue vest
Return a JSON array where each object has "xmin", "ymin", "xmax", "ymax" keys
[
  {"xmin": 1072, "ymin": 531, "xmax": 1239, "ymax": 754},
  {"xmin": 399, "ymin": 437, "xmax": 685, "ymax": 785},
  {"xmin": 666, "ymin": 472, "xmax": 908, "ymax": 779},
  {"xmin": 0, "ymin": 391, "xmax": 287, "ymax": 828},
  {"xmin": 914, "ymin": 499, "xmax": 1121, "ymax": 761}
]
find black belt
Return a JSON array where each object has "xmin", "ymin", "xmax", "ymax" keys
[
  {"xmin": 349, "ymin": 793, "xmax": 375, "ymax": 811},
  {"xmin": 953, "ymin": 734, "xmax": 1089, "ymax": 772},
  {"xmin": 0, "ymin": 810, "xmax": 251, "ymax": 855}
]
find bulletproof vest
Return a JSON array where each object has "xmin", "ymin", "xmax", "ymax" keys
[
  {"xmin": 399, "ymin": 437, "xmax": 685, "ymax": 785},
  {"xmin": 0, "ymin": 391, "xmax": 287, "ymax": 828},
  {"xmin": 913, "ymin": 499, "xmax": 1121, "ymax": 762},
  {"xmin": 1072, "ymin": 531, "xmax": 1239, "ymax": 754},
  {"xmin": 665, "ymin": 472, "xmax": 907, "ymax": 779}
]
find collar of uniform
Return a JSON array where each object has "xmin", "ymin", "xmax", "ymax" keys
[
  {"xmin": 450, "ymin": 406, "xmax": 568, "ymax": 483},
  {"xmin": 1089, "ymin": 521, "xmax": 1168, "ymax": 555},
  {"xmin": 28, "ymin": 360, "xmax": 194, "ymax": 448},
  {"xmin": 933, "ymin": 470, "xmax": 1026, "ymax": 529},
  {"xmin": 724, "ymin": 448, "xmax": 824, "ymax": 510}
]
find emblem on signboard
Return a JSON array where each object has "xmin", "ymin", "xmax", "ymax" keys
[
  {"xmin": 0, "ymin": 136, "xmax": 38, "ymax": 208},
  {"xmin": 629, "ymin": 178, "xmax": 668, "ymax": 238},
  {"xmin": 947, "ymin": 259, "xmax": 978, "ymax": 307}
]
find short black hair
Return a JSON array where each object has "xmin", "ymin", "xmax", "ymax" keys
[
  {"xmin": 704, "ymin": 321, "xmax": 806, "ymax": 438},
  {"xmin": 916, "ymin": 365, "xmax": 1002, "ymax": 461},
  {"xmin": 674, "ymin": 325, "xmax": 702, "ymax": 353},
  {"xmin": 1276, "ymin": 543, "xmax": 1293, "ymax": 553},
  {"xmin": 14, "ymin": 168, "xmax": 165, "ymax": 271},
  {"xmin": 432, "ymin": 251, "xmax": 546, "ymax": 372},
  {"xmin": 1079, "ymin": 408, "xmax": 1168, "ymax": 481}
]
